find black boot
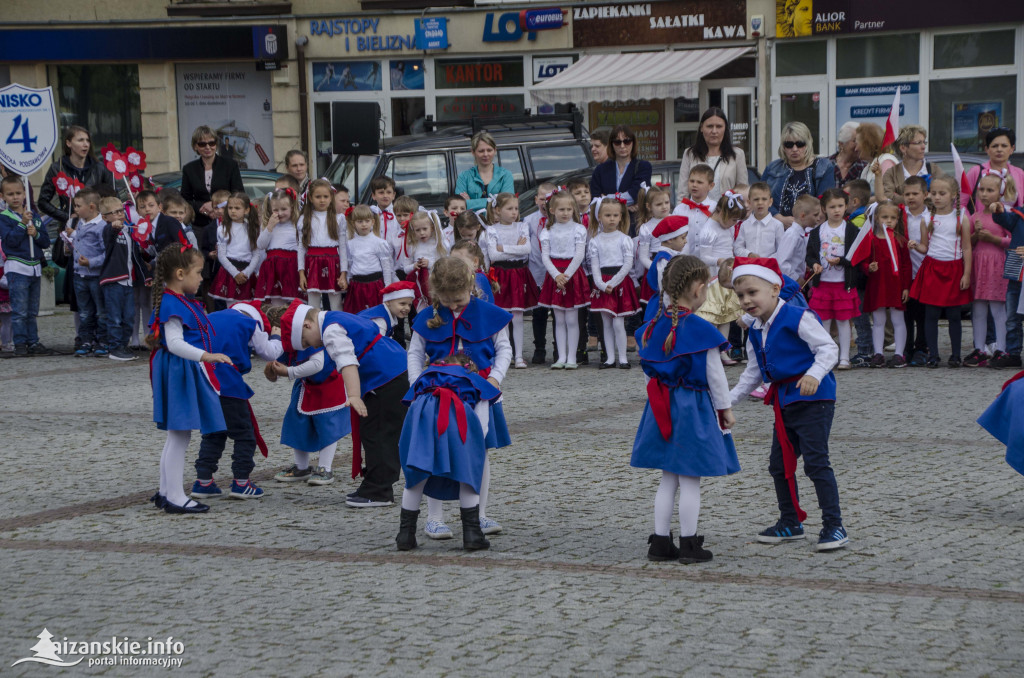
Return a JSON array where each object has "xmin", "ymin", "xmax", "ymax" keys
[
  {"xmin": 646, "ymin": 533, "xmax": 680, "ymax": 561},
  {"xmin": 460, "ymin": 505, "xmax": 490, "ymax": 551},
  {"xmin": 396, "ymin": 508, "xmax": 419, "ymax": 551},
  {"xmin": 678, "ymin": 535, "xmax": 713, "ymax": 563}
]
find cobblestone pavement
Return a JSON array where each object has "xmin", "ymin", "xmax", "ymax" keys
[{"xmin": 1, "ymin": 311, "xmax": 1022, "ymax": 676}]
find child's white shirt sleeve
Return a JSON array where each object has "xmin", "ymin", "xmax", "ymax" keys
[
  {"xmin": 608, "ymin": 234, "xmax": 634, "ymax": 289},
  {"xmin": 705, "ymin": 348, "xmax": 731, "ymax": 411},
  {"xmin": 563, "ymin": 227, "xmax": 587, "ymax": 278},
  {"xmin": 216, "ymin": 227, "xmax": 239, "ymax": 277},
  {"xmin": 371, "ymin": 317, "xmax": 388, "ymax": 336},
  {"xmin": 407, "ymin": 332, "xmax": 426, "ymax": 382},
  {"xmin": 250, "ymin": 328, "xmax": 281, "ymax": 362},
  {"xmin": 287, "ymin": 351, "xmax": 325, "ymax": 379},
  {"xmin": 730, "ymin": 339, "xmax": 763, "ymax": 406},
  {"xmin": 163, "ymin": 317, "xmax": 206, "ymax": 362},
  {"xmin": 322, "ymin": 324, "xmax": 358, "ymax": 369},
  {"xmin": 798, "ymin": 311, "xmax": 839, "ymax": 382},
  {"xmin": 490, "ymin": 328, "xmax": 512, "ymax": 384}
]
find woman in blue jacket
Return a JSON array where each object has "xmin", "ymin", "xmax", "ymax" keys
[
  {"xmin": 589, "ymin": 125, "xmax": 653, "ymax": 229},
  {"xmin": 455, "ymin": 132, "xmax": 514, "ymax": 212},
  {"xmin": 761, "ymin": 121, "xmax": 836, "ymax": 227}
]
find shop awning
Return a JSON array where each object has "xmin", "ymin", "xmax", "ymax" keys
[{"xmin": 530, "ymin": 47, "xmax": 751, "ymax": 106}]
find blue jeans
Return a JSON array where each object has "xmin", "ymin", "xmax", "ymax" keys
[
  {"xmin": 1006, "ymin": 280, "xmax": 1022, "ymax": 358},
  {"xmin": 73, "ymin": 275, "xmax": 107, "ymax": 346},
  {"xmin": 102, "ymin": 283, "xmax": 134, "ymax": 350},
  {"xmin": 6, "ymin": 272, "xmax": 40, "ymax": 346},
  {"xmin": 769, "ymin": 400, "xmax": 843, "ymax": 529}
]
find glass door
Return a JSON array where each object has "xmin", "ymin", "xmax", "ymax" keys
[
  {"xmin": 722, "ymin": 87, "xmax": 755, "ymax": 167},
  {"xmin": 773, "ymin": 89, "xmax": 828, "ymax": 159}
]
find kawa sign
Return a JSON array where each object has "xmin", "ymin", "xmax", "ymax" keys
[
  {"xmin": 572, "ymin": 1, "xmax": 746, "ymax": 48},
  {"xmin": 0, "ymin": 84, "xmax": 58, "ymax": 175}
]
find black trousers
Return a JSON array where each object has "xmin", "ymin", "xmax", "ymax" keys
[
  {"xmin": 196, "ymin": 396, "xmax": 256, "ymax": 480},
  {"xmin": 904, "ymin": 297, "xmax": 928, "ymax": 356},
  {"xmin": 354, "ymin": 373, "xmax": 409, "ymax": 502},
  {"xmin": 532, "ymin": 306, "xmax": 551, "ymax": 352}
]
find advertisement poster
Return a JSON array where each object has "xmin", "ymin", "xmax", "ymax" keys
[
  {"xmin": 175, "ymin": 62, "xmax": 274, "ymax": 170},
  {"xmin": 775, "ymin": 0, "xmax": 1024, "ymax": 37},
  {"xmin": 588, "ymin": 100, "xmax": 665, "ymax": 160},
  {"xmin": 836, "ymin": 82, "xmax": 919, "ymax": 134},
  {"xmin": 312, "ymin": 61, "xmax": 383, "ymax": 92},
  {"xmin": 390, "ymin": 60, "xmax": 424, "ymax": 91},
  {"xmin": 952, "ymin": 101, "xmax": 1003, "ymax": 152},
  {"xmin": 573, "ymin": 0, "xmax": 746, "ymax": 48}
]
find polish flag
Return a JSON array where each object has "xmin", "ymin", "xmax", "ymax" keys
[
  {"xmin": 881, "ymin": 88, "xmax": 901, "ymax": 149},
  {"xmin": 847, "ymin": 222, "xmax": 874, "ymax": 268},
  {"xmin": 950, "ymin": 143, "xmax": 972, "ymax": 195}
]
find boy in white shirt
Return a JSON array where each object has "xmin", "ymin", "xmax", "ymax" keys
[
  {"xmin": 776, "ymin": 194, "xmax": 821, "ymax": 281},
  {"xmin": 672, "ymin": 164, "xmax": 716, "ymax": 239},
  {"xmin": 735, "ymin": 182, "xmax": 786, "ymax": 260}
]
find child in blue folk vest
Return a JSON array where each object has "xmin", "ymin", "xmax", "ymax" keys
[
  {"xmin": 407, "ymin": 256, "xmax": 512, "ymax": 538},
  {"xmin": 146, "ymin": 244, "xmax": 231, "ymax": 514},
  {"xmin": 190, "ymin": 303, "xmax": 282, "ymax": 500},
  {"xmin": 289, "ymin": 300, "xmax": 411, "ymax": 508},
  {"xmin": 643, "ymin": 216, "xmax": 690, "ymax": 322},
  {"xmin": 729, "ymin": 257, "xmax": 849, "ymax": 551},
  {"xmin": 358, "ymin": 280, "xmax": 416, "ymax": 338},
  {"xmin": 978, "ymin": 370, "xmax": 1024, "ymax": 477},
  {"xmin": 631, "ymin": 255, "xmax": 739, "ymax": 564},
  {"xmin": 395, "ymin": 353, "xmax": 501, "ymax": 551}
]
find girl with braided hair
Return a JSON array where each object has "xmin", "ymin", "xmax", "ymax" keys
[
  {"xmin": 146, "ymin": 243, "xmax": 232, "ymax": 514},
  {"xmin": 630, "ymin": 254, "xmax": 739, "ymax": 564}
]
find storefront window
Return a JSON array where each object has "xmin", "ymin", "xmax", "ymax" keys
[
  {"xmin": 391, "ymin": 98, "xmax": 426, "ymax": 136},
  {"xmin": 673, "ymin": 97, "xmax": 700, "ymax": 123},
  {"xmin": 314, "ymin": 102, "xmax": 332, "ymax": 176},
  {"xmin": 836, "ymin": 35, "xmax": 919, "ymax": 79},
  {"xmin": 312, "ymin": 61, "xmax": 382, "ymax": 92},
  {"xmin": 934, "ymin": 31, "xmax": 1015, "ymax": 70},
  {"xmin": 930, "ymin": 75, "xmax": 1016, "ymax": 153},
  {"xmin": 776, "ymin": 41, "xmax": 827, "ymax": 77},
  {"xmin": 55, "ymin": 65, "xmax": 141, "ymax": 153},
  {"xmin": 390, "ymin": 60, "xmax": 425, "ymax": 91}
]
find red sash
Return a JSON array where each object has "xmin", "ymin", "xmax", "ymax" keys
[
  {"xmin": 763, "ymin": 376, "xmax": 807, "ymax": 523},
  {"xmin": 349, "ymin": 332, "xmax": 383, "ymax": 479},
  {"xmin": 434, "ymin": 387, "xmax": 468, "ymax": 443},
  {"xmin": 646, "ymin": 378, "xmax": 673, "ymax": 440}
]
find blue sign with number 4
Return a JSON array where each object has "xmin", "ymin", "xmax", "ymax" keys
[{"xmin": 0, "ymin": 84, "xmax": 58, "ymax": 175}]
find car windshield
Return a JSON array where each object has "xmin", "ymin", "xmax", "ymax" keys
[{"xmin": 324, "ymin": 154, "xmax": 379, "ymax": 201}]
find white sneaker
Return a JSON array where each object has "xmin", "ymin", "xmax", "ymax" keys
[
  {"xmin": 884, "ymin": 343, "xmax": 896, "ymax": 352},
  {"xmin": 837, "ymin": 360, "xmax": 852, "ymax": 370},
  {"xmin": 514, "ymin": 358, "xmax": 528, "ymax": 369},
  {"xmin": 425, "ymin": 519, "xmax": 453, "ymax": 539}
]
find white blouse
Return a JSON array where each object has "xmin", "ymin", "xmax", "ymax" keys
[
  {"xmin": 217, "ymin": 222, "xmax": 261, "ymax": 277},
  {"xmin": 347, "ymin": 233, "xmax": 395, "ymax": 282},
  {"xmin": 693, "ymin": 218, "xmax": 735, "ymax": 276},
  {"xmin": 588, "ymin": 230, "xmax": 634, "ymax": 290},
  {"xmin": 539, "ymin": 221, "xmax": 587, "ymax": 279},
  {"xmin": 256, "ymin": 221, "xmax": 298, "ymax": 252},
  {"xmin": 403, "ymin": 238, "xmax": 447, "ymax": 275},
  {"xmin": 926, "ymin": 211, "xmax": 964, "ymax": 262},
  {"xmin": 296, "ymin": 211, "xmax": 348, "ymax": 272},
  {"xmin": 487, "ymin": 222, "xmax": 531, "ymax": 263}
]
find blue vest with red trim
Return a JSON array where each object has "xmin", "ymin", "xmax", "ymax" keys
[
  {"xmin": 208, "ymin": 309, "xmax": 259, "ymax": 399},
  {"xmin": 357, "ymin": 304, "xmax": 394, "ymax": 337},
  {"xmin": 748, "ymin": 301, "xmax": 837, "ymax": 407},
  {"xmin": 411, "ymin": 297, "xmax": 512, "ymax": 371},
  {"xmin": 646, "ymin": 250, "xmax": 674, "ymax": 293},
  {"xmin": 321, "ymin": 311, "xmax": 407, "ymax": 395}
]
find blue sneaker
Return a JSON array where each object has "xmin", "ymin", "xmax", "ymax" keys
[
  {"xmin": 228, "ymin": 479, "xmax": 264, "ymax": 499},
  {"xmin": 425, "ymin": 519, "xmax": 453, "ymax": 539},
  {"xmin": 816, "ymin": 525, "xmax": 849, "ymax": 551},
  {"xmin": 93, "ymin": 346, "xmax": 109, "ymax": 357},
  {"xmin": 756, "ymin": 521, "xmax": 805, "ymax": 543},
  {"xmin": 190, "ymin": 480, "xmax": 223, "ymax": 500},
  {"xmin": 479, "ymin": 516, "xmax": 503, "ymax": 535},
  {"xmin": 75, "ymin": 343, "xmax": 92, "ymax": 357}
]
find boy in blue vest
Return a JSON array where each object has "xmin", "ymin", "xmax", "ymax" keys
[
  {"xmin": 291, "ymin": 300, "xmax": 410, "ymax": 507},
  {"xmin": 358, "ymin": 280, "xmax": 415, "ymax": 338},
  {"xmin": 190, "ymin": 303, "xmax": 282, "ymax": 500},
  {"xmin": 728, "ymin": 257, "xmax": 849, "ymax": 551}
]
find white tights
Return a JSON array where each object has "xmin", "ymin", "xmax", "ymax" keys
[
  {"xmin": 826, "ymin": 318, "xmax": 852, "ymax": 362},
  {"xmin": 160, "ymin": 430, "xmax": 191, "ymax": 507},
  {"xmin": 307, "ymin": 291, "xmax": 342, "ymax": 312},
  {"xmin": 552, "ymin": 308, "xmax": 579, "ymax": 365},
  {"xmin": 403, "ymin": 480, "xmax": 479, "ymax": 511},
  {"xmin": 427, "ymin": 402, "xmax": 491, "ymax": 522},
  {"xmin": 654, "ymin": 471, "xmax": 702, "ymax": 538},
  {"xmin": 293, "ymin": 442, "xmax": 336, "ymax": 471},
  {"xmin": 973, "ymin": 300, "xmax": 1007, "ymax": 352},
  {"xmin": 511, "ymin": 311, "xmax": 525, "ymax": 362},
  {"xmin": 871, "ymin": 308, "xmax": 906, "ymax": 356},
  {"xmin": 601, "ymin": 313, "xmax": 628, "ymax": 364}
]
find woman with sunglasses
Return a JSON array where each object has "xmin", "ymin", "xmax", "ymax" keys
[
  {"xmin": 760, "ymin": 122, "xmax": 836, "ymax": 227},
  {"xmin": 676, "ymin": 107, "xmax": 748, "ymax": 204},
  {"xmin": 961, "ymin": 127, "xmax": 1022, "ymax": 210},
  {"xmin": 589, "ymin": 125, "xmax": 653, "ymax": 229},
  {"xmin": 878, "ymin": 125, "xmax": 944, "ymax": 202},
  {"xmin": 180, "ymin": 125, "xmax": 245, "ymax": 230}
]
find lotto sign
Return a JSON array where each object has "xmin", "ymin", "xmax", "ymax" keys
[{"xmin": 0, "ymin": 84, "xmax": 58, "ymax": 175}]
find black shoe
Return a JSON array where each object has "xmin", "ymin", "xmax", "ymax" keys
[
  {"xmin": 618, "ymin": 361, "xmax": 631, "ymax": 369},
  {"xmin": 149, "ymin": 492, "xmax": 167, "ymax": 509},
  {"xmin": 531, "ymin": 350, "xmax": 546, "ymax": 365},
  {"xmin": 989, "ymin": 352, "xmax": 1023, "ymax": 369},
  {"xmin": 947, "ymin": 356, "xmax": 962, "ymax": 368},
  {"xmin": 962, "ymin": 348, "xmax": 986, "ymax": 367},
  {"xmin": 647, "ymin": 533, "xmax": 680, "ymax": 561},
  {"xmin": 577, "ymin": 351, "xmax": 590, "ymax": 365},
  {"xmin": 346, "ymin": 495, "xmax": 393, "ymax": 508},
  {"xmin": 163, "ymin": 498, "xmax": 210, "ymax": 514},
  {"xmin": 27, "ymin": 342, "xmax": 56, "ymax": 356},
  {"xmin": 908, "ymin": 350, "xmax": 927, "ymax": 367},
  {"xmin": 460, "ymin": 505, "xmax": 490, "ymax": 551},
  {"xmin": 396, "ymin": 508, "xmax": 419, "ymax": 551},
  {"xmin": 14, "ymin": 344, "xmax": 27, "ymax": 357},
  {"xmin": 678, "ymin": 535, "xmax": 713, "ymax": 564},
  {"xmin": 869, "ymin": 353, "xmax": 886, "ymax": 368},
  {"xmin": 599, "ymin": 361, "xmax": 614, "ymax": 370},
  {"xmin": 926, "ymin": 357, "xmax": 940, "ymax": 369}
]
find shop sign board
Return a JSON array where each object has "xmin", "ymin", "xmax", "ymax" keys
[
  {"xmin": 533, "ymin": 56, "xmax": 577, "ymax": 83},
  {"xmin": 0, "ymin": 84, "xmax": 57, "ymax": 175},
  {"xmin": 572, "ymin": 1, "xmax": 747, "ymax": 48},
  {"xmin": 588, "ymin": 100, "xmax": 665, "ymax": 160},
  {"xmin": 415, "ymin": 18, "xmax": 449, "ymax": 51},
  {"xmin": 835, "ymin": 82, "xmax": 919, "ymax": 136},
  {"xmin": 309, "ymin": 17, "xmax": 416, "ymax": 52},
  {"xmin": 520, "ymin": 8, "xmax": 565, "ymax": 32},
  {"xmin": 953, "ymin": 101, "xmax": 1004, "ymax": 153},
  {"xmin": 776, "ymin": 1, "xmax": 1024, "ymax": 37}
]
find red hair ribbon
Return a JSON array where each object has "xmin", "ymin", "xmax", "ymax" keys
[
  {"xmin": 283, "ymin": 187, "xmax": 298, "ymax": 203},
  {"xmin": 656, "ymin": 182, "xmax": 671, "ymax": 188},
  {"xmin": 613, "ymin": 193, "xmax": 627, "ymax": 206},
  {"xmin": 345, "ymin": 206, "xmax": 354, "ymax": 218},
  {"xmin": 177, "ymin": 229, "xmax": 192, "ymax": 252},
  {"xmin": 435, "ymin": 388, "xmax": 468, "ymax": 443}
]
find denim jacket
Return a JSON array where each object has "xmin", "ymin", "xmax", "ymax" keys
[{"xmin": 761, "ymin": 157, "xmax": 837, "ymax": 216}]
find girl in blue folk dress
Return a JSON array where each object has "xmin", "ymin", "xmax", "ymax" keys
[
  {"xmin": 407, "ymin": 256, "xmax": 512, "ymax": 539},
  {"xmin": 147, "ymin": 242, "xmax": 232, "ymax": 514},
  {"xmin": 396, "ymin": 353, "xmax": 501, "ymax": 551},
  {"xmin": 978, "ymin": 370, "xmax": 1024, "ymax": 477},
  {"xmin": 631, "ymin": 255, "xmax": 739, "ymax": 563}
]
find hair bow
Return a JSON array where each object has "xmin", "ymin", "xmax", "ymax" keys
[
  {"xmin": 283, "ymin": 187, "xmax": 298, "ymax": 202},
  {"xmin": 345, "ymin": 205, "xmax": 354, "ymax": 218},
  {"xmin": 723, "ymin": 190, "xmax": 745, "ymax": 210},
  {"xmin": 588, "ymin": 197, "xmax": 604, "ymax": 212},
  {"xmin": 639, "ymin": 181, "xmax": 650, "ymax": 192},
  {"xmin": 656, "ymin": 182, "xmax": 671, "ymax": 188},
  {"xmin": 981, "ymin": 167, "xmax": 1009, "ymax": 196},
  {"xmin": 320, "ymin": 178, "xmax": 338, "ymax": 193},
  {"xmin": 486, "ymin": 194, "xmax": 498, "ymax": 207},
  {"xmin": 897, "ymin": 203, "xmax": 910, "ymax": 225},
  {"xmin": 543, "ymin": 185, "xmax": 565, "ymax": 202},
  {"xmin": 177, "ymin": 229, "xmax": 192, "ymax": 253},
  {"xmin": 216, "ymin": 201, "xmax": 227, "ymax": 209}
]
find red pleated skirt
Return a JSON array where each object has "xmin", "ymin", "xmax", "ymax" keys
[
  {"xmin": 590, "ymin": 272, "xmax": 640, "ymax": 316},
  {"xmin": 254, "ymin": 249, "xmax": 301, "ymax": 302},
  {"xmin": 910, "ymin": 257, "xmax": 972, "ymax": 307},
  {"xmin": 210, "ymin": 260, "xmax": 258, "ymax": 302},
  {"xmin": 490, "ymin": 262, "xmax": 539, "ymax": 311},
  {"xmin": 538, "ymin": 258, "xmax": 591, "ymax": 309},
  {"xmin": 343, "ymin": 275, "xmax": 385, "ymax": 313},
  {"xmin": 304, "ymin": 246, "xmax": 343, "ymax": 293}
]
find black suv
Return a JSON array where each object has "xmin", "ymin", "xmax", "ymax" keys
[{"xmin": 321, "ymin": 112, "xmax": 594, "ymax": 210}]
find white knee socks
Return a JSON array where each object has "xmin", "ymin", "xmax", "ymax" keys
[
  {"xmin": 160, "ymin": 430, "xmax": 192, "ymax": 507},
  {"xmin": 654, "ymin": 471, "xmax": 702, "ymax": 537},
  {"xmin": 405, "ymin": 481, "xmax": 479, "ymax": 512},
  {"xmin": 293, "ymin": 449, "xmax": 310, "ymax": 470},
  {"xmin": 327, "ymin": 292, "xmax": 342, "ymax": 311},
  {"xmin": 511, "ymin": 311, "xmax": 525, "ymax": 362},
  {"xmin": 871, "ymin": 308, "xmax": 907, "ymax": 356},
  {"xmin": 307, "ymin": 291, "xmax": 322, "ymax": 310},
  {"xmin": 318, "ymin": 442, "xmax": 336, "ymax": 472}
]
